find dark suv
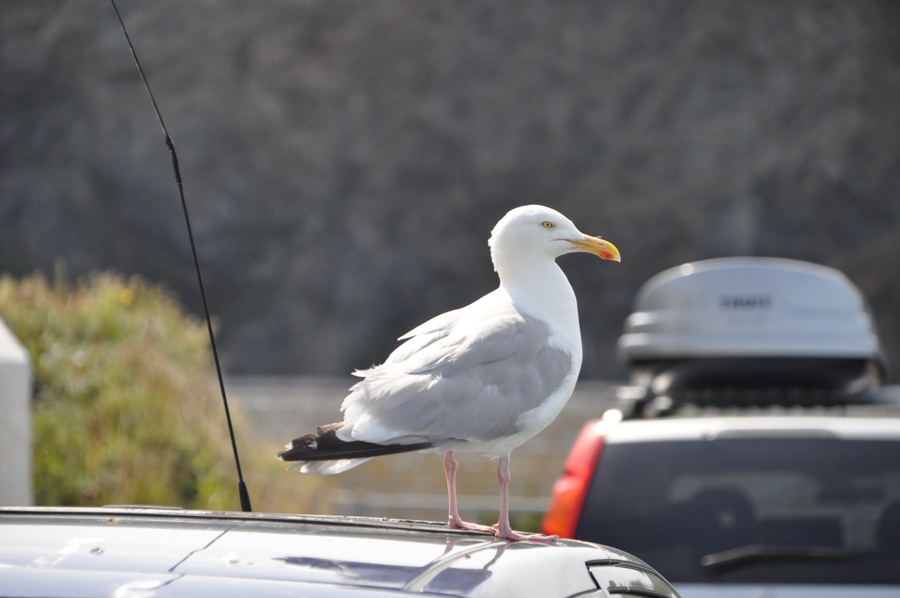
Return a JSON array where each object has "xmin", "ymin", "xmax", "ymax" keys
[
  {"xmin": 543, "ymin": 258, "xmax": 900, "ymax": 597},
  {"xmin": 543, "ymin": 414, "xmax": 900, "ymax": 595}
]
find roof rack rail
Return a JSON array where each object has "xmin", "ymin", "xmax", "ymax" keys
[{"xmin": 614, "ymin": 384, "xmax": 900, "ymax": 419}]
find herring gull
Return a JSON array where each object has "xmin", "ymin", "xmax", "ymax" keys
[{"xmin": 277, "ymin": 205, "xmax": 620, "ymax": 541}]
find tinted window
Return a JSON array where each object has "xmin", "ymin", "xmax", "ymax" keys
[
  {"xmin": 588, "ymin": 564, "xmax": 679, "ymax": 597},
  {"xmin": 576, "ymin": 438, "xmax": 900, "ymax": 584}
]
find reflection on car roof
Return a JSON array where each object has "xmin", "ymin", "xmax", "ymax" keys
[{"xmin": 0, "ymin": 506, "xmax": 661, "ymax": 598}]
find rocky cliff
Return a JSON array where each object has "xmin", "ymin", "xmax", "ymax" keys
[{"xmin": 2, "ymin": 0, "xmax": 899, "ymax": 379}]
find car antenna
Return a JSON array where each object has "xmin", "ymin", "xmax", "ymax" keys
[{"xmin": 110, "ymin": 0, "xmax": 252, "ymax": 513}]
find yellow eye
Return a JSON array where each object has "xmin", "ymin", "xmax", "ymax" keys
[{"xmin": 541, "ymin": 221, "xmax": 554, "ymax": 229}]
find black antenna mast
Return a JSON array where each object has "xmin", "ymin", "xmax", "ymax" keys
[{"xmin": 110, "ymin": 0, "xmax": 252, "ymax": 512}]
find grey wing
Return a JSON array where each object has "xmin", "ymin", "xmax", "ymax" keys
[{"xmin": 341, "ymin": 311, "xmax": 573, "ymax": 445}]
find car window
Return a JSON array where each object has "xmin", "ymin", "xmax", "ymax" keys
[
  {"xmin": 588, "ymin": 564, "xmax": 679, "ymax": 597},
  {"xmin": 576, "ymin": 438, "xmax": 900, "ymax": 584}
]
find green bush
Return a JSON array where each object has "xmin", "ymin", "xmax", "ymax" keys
[{"xmin": 0, "ymin": 270, "xmax": 321, "ymax": 511}]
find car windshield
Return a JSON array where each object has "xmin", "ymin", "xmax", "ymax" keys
[{"xmin": 577, "ymin": 437, "xmax": 900, "ymax": 584}]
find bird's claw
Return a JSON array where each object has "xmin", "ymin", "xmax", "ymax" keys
[
  {"xmin": 491, "ymin": 524, "xmax": 559, "ymax": 543},
  {"xmin": 448, "ymin": 517, "xmax": 494, "ymax": 534}
]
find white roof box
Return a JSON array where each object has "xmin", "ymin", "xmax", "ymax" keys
[{"xmin": 617, "ymin": 257, "xmax": 884, "ymax": 366}]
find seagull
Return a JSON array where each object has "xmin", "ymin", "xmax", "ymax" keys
[{"xmin": 277, "ymin": 205, "xmax": 620, "ymax": 541}]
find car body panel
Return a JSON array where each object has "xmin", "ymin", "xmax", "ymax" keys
[
  {"xmin": 0, "ymin": 520, "xmax": 223, "ymax": 572},
  {"xmin": 675, "ymin": 584, "xmax": 900, "ymax": 598},
  {"xmin": 0, "ymin": 507, "xmax": 672, "ymax": 597},
  {"xmin": 0, "ymin": 567, "xmax": 419, "ymax": 598},
  {"xmin": 604, "ymin": 416, "xmax": 900, "ymax": 444}
]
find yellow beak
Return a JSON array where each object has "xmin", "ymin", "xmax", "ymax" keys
[{"xmin": 569, "ymin": 235, "xmax": 621, "ymax": 262}]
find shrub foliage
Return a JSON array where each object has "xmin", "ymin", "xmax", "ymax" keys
[{"xmin": 0, "ymin": 271, "xmax": 300, "ymax": 510}]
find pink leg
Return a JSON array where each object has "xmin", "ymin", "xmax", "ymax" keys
[
  {"xmin": 444, "ymin": 451, "xmax": 493, "ymax": 533},
  {"xmin": 493, "ymin": 455, "xmax": 558, "ymax": 543}
]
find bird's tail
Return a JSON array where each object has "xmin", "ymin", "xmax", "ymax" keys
[{"xmin": 276, "ymin": 423, "xmax": 435, "ymax": 475}]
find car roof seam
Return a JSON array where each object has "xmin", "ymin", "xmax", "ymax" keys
[{"xmin": 167, "ymin": 527, "xmax": 232, "ymax": 573}]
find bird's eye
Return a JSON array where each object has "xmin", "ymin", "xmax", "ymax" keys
[{"xmin": 541, "ymin": 221, "xmax": 554, "ymax": 229}]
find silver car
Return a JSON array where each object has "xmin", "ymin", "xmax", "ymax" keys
[{"xmin": 0, "ymin": 506, "xmax": 681, "ymax": 597}]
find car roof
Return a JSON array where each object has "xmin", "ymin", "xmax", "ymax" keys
[
  {"xmin": 604, "ymin": 415, "xmax": 900, "ymax": 444},
  {"xmin": 0, "ymin": 506, "xmax": 658, "ymax": 597}
]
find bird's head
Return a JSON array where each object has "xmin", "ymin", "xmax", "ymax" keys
[{"xmin": 489, "ymin": 205, "xmax": 620, "ymax": 268}]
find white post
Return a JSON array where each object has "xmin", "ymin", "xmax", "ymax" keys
[{"xmin": 0, "ymin": 317, "xmax": 31, "ymax": 506}]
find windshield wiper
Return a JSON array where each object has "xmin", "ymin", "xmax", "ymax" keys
[{"xmin": 701, "ymin": 544, "xmax": 864, "ymax": 572}]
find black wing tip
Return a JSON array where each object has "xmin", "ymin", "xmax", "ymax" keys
[
  {"xmin": 276, "ymin": 424, "xmax": 435, "ymax": 463},
  {"xmin": 276, "ymin": 433, "xmax": 317, "ymax": 461}
]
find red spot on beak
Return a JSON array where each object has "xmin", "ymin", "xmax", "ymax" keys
[{"xmin": 600, "ymin": 250, "xmax": 614, "ymax": 260}]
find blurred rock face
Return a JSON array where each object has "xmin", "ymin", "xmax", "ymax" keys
[{"xmin": 2, "ymin": 1, "xmax": 899, "ymax": 379}]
